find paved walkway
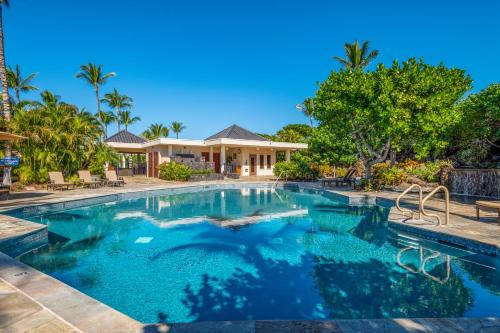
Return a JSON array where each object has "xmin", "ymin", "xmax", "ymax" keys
[{"xmin": 0, "ymin": 179, "xmax": 499, "ymax": 332}]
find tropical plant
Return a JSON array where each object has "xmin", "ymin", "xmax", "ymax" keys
[
  {"xmin": 11, "ymin": 90, "xmax": 107, "ymax": 184},
  {"xmin": 101, "ymin": 88, "xmax": 132, "ymax": 132},
  {"xmin": 0, "ymin": 0, "xmax": 13, "ymax": 185},
  {"xmin": 6, "ymin": 64, "xmax": 38, "ymax": 103},
  {"xmin": 296, "ymin": 98, "xmax": 315, "ymax": 127},
  {"xmin": 88, "ymin": 142, "xmax": 119, "ymax": 176},
  {"xmin": 314, "ymin": 58, "xmax": 471, "ymax": 179},
  {"xmin": 76, "ymin": 63, "xmax": 115, "ymax": 115},
  {"xmin": 142, "ymin": 123, "xmax": 169, "ymax": 140},
  {"xmin": 120, "ymin": 110, "xmax": 140, "ymax": 131},
  {"xmin": 170, "ymin": 121, "xmax": 185, "ymax": 139},
  {"xmin": 96, "ymin": 110, "xmax": 116, "ymax": 138},
  {"xmin": 159, "ymin": 161, "xmax": 192, "ymax": 181},
  {"xmin": 333, "ymin": 40, "xmax": 379, "ymax": 69}
]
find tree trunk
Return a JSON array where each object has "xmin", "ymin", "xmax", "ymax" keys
[
  {"xmin": 390, "ymin": 149, "xmax": 397, "ymax": 166},
  {"xmin": 364, "ymin": 160, "xmax": 372, "ymax": 180},
  {"xmin": 94, "ymin": 86, "xmax": 100, "ymax": 114},
  {"xmin": 116, "ymin": 107, "xmax": 121, "ymax": 132},
  {"xmin": 0, "ymin": 6, "xmax": 12, "ymax": 186},
  {"xmin": 309, "ymin": 116, "xmax": 314, "ymax": 128}
]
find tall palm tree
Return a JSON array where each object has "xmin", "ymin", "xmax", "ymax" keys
[
  {"xmin": 101, "ymin": 88, "xmax": 132, "ymax": 132},
  {"xmin": 296, "ymin": 98, "xmax": 315, "ymax": 128},
  {"xmin": 142, "ymin": 123, "xmax": 169, "ymax": 140},
  {"xmin": 120, "ymin": 110, "xmax": 140, "ymax": 131},
  {"xmin": 76, "ymin": 63, "xmax": 115, "ymax": 115},
  {"xmin": 7, "ymin": 64, "xmax": 38, "ymax": 103},
  {"xmin": 333, "ymin": 40, "xmax": 379, "ymax": 69},
  {"xmin": 96, "ymin": 110, "xmax": 116, "ymax": 138},
  {"xmin": 170, "ymin": 121, "xmax": 185, "ymax": 139},
  {"xmin": 0, "ymin": 0, "xmax": 13, "ymax": 185}
]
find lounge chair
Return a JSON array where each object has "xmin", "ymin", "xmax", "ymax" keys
[
  {"xmin": 47, "ymin": 172, "xmax": 76, "ymax": 191},
  {"xmin": 321, "ymin": 168, "xmax": 356, "ymax": 187},
  {"xmin": 78, "ymin": 170, "xmax": 104, "ymax": 188},
  {"xmin": 475, "ymin": 200, "xmax": 500, "ymax": 224},
  {"xmin": 105, "ymin": 170, "xmax": 125, "ymax": 187}
]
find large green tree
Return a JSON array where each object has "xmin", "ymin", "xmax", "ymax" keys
[
  {"xmin": 314, "ymin": 58, "xmax": 471, "ymax": 178},
  {"xmin": 7, "ymin": 64, "xmax": 37, "ymax": 103},
  {"xmin": 101, "ymin": 88, "xmax": 132, "ymax": 132},
  {"xmin": 454, "ymin": 83, "xmax": 500, "ymax": 165},
  {"xmin": 76, "ymin": 63, "xmax": 115, "ymax": 115}
]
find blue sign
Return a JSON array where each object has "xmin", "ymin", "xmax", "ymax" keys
[{"xmin": 0, "ymin": 157, "xmax": 20, "ymax": 166}]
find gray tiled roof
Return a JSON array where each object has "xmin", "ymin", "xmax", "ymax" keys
[
  {"xmin": 105, "ymin": 130, "xmax": 146, "ymax": 144},
  {"xmin": 206, "ymin": 124, "xmax": 267, "ymax": 141}
]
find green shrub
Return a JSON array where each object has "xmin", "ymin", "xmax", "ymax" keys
[
  {"xmin": 407, "ymin": 160, "xmax": 453, "ymax": 183},
  {"xmin": 88, "ymin": 159, "xmax": 105, "ymax": 177},
  {"xmin": 159, "ymin": 161, "xmax": 192, "ymax": 181},
  {"xmin": 15, "ymin": 165, "xmax": 49, "ymax": 184},
  {"xmin": 190, "ymin": 168, "xmax": 215, "ymax": 175},
  {"xmin": 274, "ymin": 160, "xmax": 314, "ymax": 180},
  {"xmin": 372, "ymin": 162, "xmax": 407, "ymax": 188}
]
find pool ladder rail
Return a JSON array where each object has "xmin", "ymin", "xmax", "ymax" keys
[
  {"xmin": 396, "ymin": 245, "xmax": 451, "ymax": 284},
  {"xmin": 395, "ymin": 185, "xmax": 450, "ymax": 226}
]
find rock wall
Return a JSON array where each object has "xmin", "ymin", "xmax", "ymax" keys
[{"xmin": 448, "ymin": 169, "xmax": 500, "ymax": 198}]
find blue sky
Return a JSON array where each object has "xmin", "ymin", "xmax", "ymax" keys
[{"xmin": 4, "ymin": 0, "xmax": 499, "ymax": 138}]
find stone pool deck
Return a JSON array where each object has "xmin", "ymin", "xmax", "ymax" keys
[{"xmin": 0, "ymin": 179, "xmax": 499, "ymax": 332}]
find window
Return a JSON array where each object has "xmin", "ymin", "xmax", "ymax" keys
[
  {"xmin": 276, "ymin": 151, "xmax": 285, "ymax": 162},
  {"xmin": 260, "ymin": 155, "xmax": 264, "ymax": 169},
  {"xmin": 267, "ymin": 155, "xmax": 271, "ymax": 168}
]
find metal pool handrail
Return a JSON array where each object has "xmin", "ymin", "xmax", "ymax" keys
[
  {"xmin": 396, "ymin": 184, "xmax": 423, "ymax": 221},
  {"xmin": 272, "ymin": 171, "xmax": 287, "ymax": 188},
  {"xmin": 396, "ymin": 246, "xmax": 424, "ymax": 274},
  {"xmin": 422, "ymin": 251, "xmax": 451, "ymax": 284},
  {"xmin": 420, "ymin": 185, "xmax": 450, "ymax": 226}
]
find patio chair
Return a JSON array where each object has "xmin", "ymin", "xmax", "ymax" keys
[
  {"xmin": 105, "ymin": 170, "xmax": 125, "ymax": 187},
  {"xmin": 321, "ymin": 168, "xmax": 356, "ymax": 187},
  {"xmin": 78, "ymin": 170, "xmax": 104, "ymax": 188},
  {"xmin": 334, "ymin": 168, "xmax": 356, "ymax": 187},
  {"xmin": 47, "ymin": 172, "xmax": 76, "ymax": 191},
  {"xmin": 475, "ymin": 200, "xmax": 500, "ymax": 225}
]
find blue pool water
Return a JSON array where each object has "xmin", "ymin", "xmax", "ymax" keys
[{"xmin": 12, "ymin": 187, "xmax": 500, "ymax": 323}]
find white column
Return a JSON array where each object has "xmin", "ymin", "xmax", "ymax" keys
[
  {"xmin": 168, "ymin": 145, "xmax": 173, "ymax": 157},
  {"xmin": 285, "ymin": 149, "xmax": 291, "ymax": 162},
  {"xmin": 220, "ymin": 145, "xmax": 226, "ymax": 174},
  {"xmin": 209, "ymin": 146, "xmax": 213, "ymax": 162}
]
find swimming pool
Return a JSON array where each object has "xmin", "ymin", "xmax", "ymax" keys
[{"xmin": 10, "ymin": 186, "xmax": 500, "ymax": 323}]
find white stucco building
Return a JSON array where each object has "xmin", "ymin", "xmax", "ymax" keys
[{"xmin": 105, "ymin": 124, "xmax": 308, "ymax": 178}]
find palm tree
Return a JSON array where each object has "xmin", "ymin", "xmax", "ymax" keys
[
  {"xmin": 333, "ymin": 40, "xmax": 379, "ymax": 69},
  {"xmin": 170, "ymin": 121, "xmax": 186, "ymax": 139},
  {"xmin": 76, "ymin": 63, "xmax": 115, "ymax": 115},
  {"xmin": 101, "ymin": 88, "xmax": 132, "ymax": 132},
  {"xmin": 120, "ymin": 110, "xmax": 140, "ymax": 131},
  {"xmin": 142, "ymin": 123, "xmax": 169, "ymax": 140},
  {"xmin": 96, "ymin": 110, "xmax": 116, "ymax": 138},
  {"xmin": 7, "ymin": 64, "xmax": 38, "ymax": 103},
  {"xmin": 0, "ymin": 0, "xmax": 13, "ymax": 185},
  {"xmin": 295, "ymin": 98, "xmax": 315, "ymax": 128}
]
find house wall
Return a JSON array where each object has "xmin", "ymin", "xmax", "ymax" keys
[
  {"xmin": 239, "ymin": 147, "xmax": 276, "ymax": 176},
  {"xmin": 145, "ymin": 144, "xmax": 285, "ymax": 177}
]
